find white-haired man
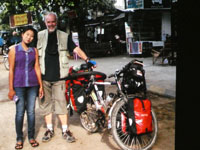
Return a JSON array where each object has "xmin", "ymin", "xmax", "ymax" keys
[{"xmin": 37, "ymin": 12, "xmax": 90, "ymax": 143}]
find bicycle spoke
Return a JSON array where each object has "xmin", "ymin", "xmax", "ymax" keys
[
  {"xmin": 140, "ymin": 135, "xmax": 147, "ymax": 147},
  {"xmin": 119, "ymin": 132, "xmax": 127, "ymax": 139},
  {"xmin": 121, "ymin": 134, "xmax": 129, "ymax": 142},
  {"xmin": 120, "ymin": 107, "xmax": 126, "ymax": 113},
  {"xmin": 124, "ymin": 134, "xmax": 130, "ymax": 146},
  {"xmin": 136, "ymin": 137, "xmax": 142, "ymax": 149},
  {"xmin": 130, "ymin": 137, "xmax": 137, "ymax": 149},
  {"xmin": 116, "ymin": 129, "xmax": 123, "ymax": 135}
]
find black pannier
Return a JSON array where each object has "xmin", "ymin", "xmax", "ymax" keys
[{"xmin": 66, "ymin": 79, "xmax": 87, "ymax": 113}]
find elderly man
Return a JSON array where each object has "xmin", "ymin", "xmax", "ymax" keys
[{"xmin": 37, "ymin": 12, "xmax": 90, "ymax": 143}]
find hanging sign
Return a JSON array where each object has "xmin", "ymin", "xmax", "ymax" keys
[
  {"xmin": 9, "ymin": 13, "xmax": 32, "ymax": 27},
  {"xmin": 126, "ymin": 0, "xmax": 144, "ymax": 9},
  {"xmin": 144, "ymin": 0, "xmax": 171, "ymax": 8}
]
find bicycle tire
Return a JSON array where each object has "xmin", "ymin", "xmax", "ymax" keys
[{"xmin": 111, "ymin": 99, "xmax": 158, "ymax": 150}]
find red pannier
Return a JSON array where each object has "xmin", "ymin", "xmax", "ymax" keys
[
  {"xmin": 121, "ymin": 112, "xmax": 127, "ymax": 133},
  {"xmin": 65, "ymin": 66, "xmax": 106, "ymax": 114},
  {"xmin": 65, "ymin": 79, "xmax": 86, "ymax": 113},
  {"xmin": 127, "ymin": 97, "xmax": 152, "ymax": 135},
  {"xmin": 65, "ymin": 67, "xmax": 89, "ymax": 114}
]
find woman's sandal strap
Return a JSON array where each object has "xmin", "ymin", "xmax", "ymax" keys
[
  {"xmin": 29, "ymin": 139, "xmax": 39, "ymax": 147},
  {"xmin": 15, "ymin": 142, "xmax": 23, "ymax": 149}
]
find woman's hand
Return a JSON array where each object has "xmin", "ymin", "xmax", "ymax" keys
[
  {"xmin": 8, "ymin": 89, "xmax": 16, "ymax": 100},
  {"xmin": 39, "ymin": 86, "xmax": 44, "ymax": 99}
]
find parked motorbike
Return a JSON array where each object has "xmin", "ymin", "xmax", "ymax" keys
[
  {"xmin": 3, "ymin": 54, "xmax": 9, "ymax": 70},
  {"xmin": 2, "ymin": 38, "xmax": 10, "ymax": 55},
  {"xmin": 2, "ymin": 32, "xmax": 21, "ymax": 55}
]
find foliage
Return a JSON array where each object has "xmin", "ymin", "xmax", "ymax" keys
[
  {"xmin": 0, "ymin": 0, "xmax": 116, "ymax": 30},
  {"xmin": 0, "ymin": 24, "xmax": 10, "ymax": 30}
]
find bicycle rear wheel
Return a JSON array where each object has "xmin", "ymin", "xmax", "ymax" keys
[{"xmin": 111, "ymin": 99, "xmax": 158, "ymax": 150}]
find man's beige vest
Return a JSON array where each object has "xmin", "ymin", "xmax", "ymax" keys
[{"xmin": 37, "ymin": 29, "xmax": 70, "ymax": 79}]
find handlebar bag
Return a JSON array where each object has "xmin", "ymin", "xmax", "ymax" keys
[
  {"xmin": 127, "ymin": 97, "xmax": 152, "ymax": 135},
  {"xmin": 122, "ymin": 61, "xmax": 146, "ymax": 94}
]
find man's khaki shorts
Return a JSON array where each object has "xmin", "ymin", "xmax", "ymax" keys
[{"xmin": 39, "ymin": 80, "xmax": 68, "ymax": 116}]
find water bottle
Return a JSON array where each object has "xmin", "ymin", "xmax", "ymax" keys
[{"xmin": 108, "ymin": 119, "xmax": 111, "ymax": 129}]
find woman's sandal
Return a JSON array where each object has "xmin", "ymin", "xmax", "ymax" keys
[
  {"xmin": 29, "ymin": 139, "xmax": 39, "ymax": 147},
  {"xmin": 15, "ymin": 142, "xmax": 23, "ymax": 149}
]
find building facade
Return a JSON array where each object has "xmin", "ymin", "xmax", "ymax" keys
[{"xmin": 115, "ymin": 0, "xmax": 175, "ymax": 55}]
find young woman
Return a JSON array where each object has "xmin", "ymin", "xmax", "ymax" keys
[{"xmin": 8, "ymin": 26, "xmax": 43, "ymax": 149}]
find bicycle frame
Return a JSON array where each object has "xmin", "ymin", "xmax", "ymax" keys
[{"xmin": 88, "ymin": 72, "xmax": 128, "ymax": 129}]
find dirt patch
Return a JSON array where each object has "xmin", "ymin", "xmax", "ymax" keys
[{"xmin": 0, "ymin": 90, "xmax": 175, "ymax": 150}]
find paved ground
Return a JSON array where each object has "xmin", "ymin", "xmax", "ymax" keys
[
  {"xmin": 0, "ymin": 54, "xmax": 175, "ymax": 150},
  {"xmin": 0, "ymin": 54, "xmax": 176, "ymax": 100}
]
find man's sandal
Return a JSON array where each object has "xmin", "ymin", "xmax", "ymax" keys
[
  {"xmin": 29, "ymin": 139, "xmax": 39, "ymax": 147},
  {"xmin": 15, "ymin": 142, "xmax": 23, "ymax": 149}
]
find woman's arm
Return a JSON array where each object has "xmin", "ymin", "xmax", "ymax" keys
[
  {"xmin": 8, "ymin": 46, "xmax": 16, "ymax": 100},
  {"xmin": 34, "ymin": 48, "xmax": 43, "ymax": 99}
]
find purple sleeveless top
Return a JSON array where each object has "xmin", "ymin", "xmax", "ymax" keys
[{"xmin": 14, "ymin": 43, "xmax": 39, "ymax": 87}]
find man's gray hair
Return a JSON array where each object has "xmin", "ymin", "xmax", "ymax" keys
[{"xmin": 44, "ymin": 12, "xmax": 58, "ymax": 21}]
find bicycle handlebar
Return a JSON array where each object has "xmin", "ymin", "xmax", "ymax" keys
[
  {"xmin": 108, "ymin": 74, "xmax": 114, "ymax": 78},
  {"xmin": 108, "ymin": 59, "xmax": 144, "ymax": 79}
]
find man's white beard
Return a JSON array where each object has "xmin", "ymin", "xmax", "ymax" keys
[{"xmin": 48, "ymin": 26, "xmax": 57, "ymax": 33}]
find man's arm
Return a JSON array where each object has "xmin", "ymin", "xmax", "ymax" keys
[
  {"xmin": 73, "ymin": 47, "xmax": 89, "ymax": 62},
  {"xmin": 68, "ymin": 32, "xmax": 89, "ymax": 62}
]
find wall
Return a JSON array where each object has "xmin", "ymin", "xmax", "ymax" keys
[{"xmin": 161, "ymin": 11, "xmax": 171, "ymax": 41}]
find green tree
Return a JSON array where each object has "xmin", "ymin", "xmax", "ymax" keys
[{"xmin": 0, "ymin": 0, "xmax": 116, "ymax": 30}]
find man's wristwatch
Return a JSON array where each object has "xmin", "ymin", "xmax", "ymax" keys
[{"xmin": 85, "ymin": 57, "xmax": 90, "ymax": 63}]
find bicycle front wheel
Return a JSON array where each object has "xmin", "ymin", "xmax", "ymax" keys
[{"xmin": 111, "ymin": 99, "xmax": 158, "ymax": 150}]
